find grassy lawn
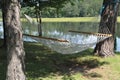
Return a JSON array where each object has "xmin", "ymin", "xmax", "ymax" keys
[
  {"xmin": 41, "ymin": 17, "xmax": 99, "ymax": 22},
  {"xmin": 0, "ymin": 39, "xmax": 120, "ymax": 80},
  {"xmin": 20, "ymin": 16, "xmax": 120, "ymax": 22},
  {"xmin": 0, "ymin": 17, "xmax": 120, "ymax": 22}
]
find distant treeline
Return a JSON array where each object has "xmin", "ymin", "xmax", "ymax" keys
[
  {"xmin": 0, "ymin": 0, "xmax": 120, "ymax": 18},
  {"xmin": 21, "ymin": 0, "xmax": 120, "ymax": 18}
]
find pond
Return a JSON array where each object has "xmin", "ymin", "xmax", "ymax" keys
[{"xmin": 0, "ymin": 21, "xmax": 120, "ymax": 52}]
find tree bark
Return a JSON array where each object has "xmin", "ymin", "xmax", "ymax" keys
[
  {"xmin": 94, "ymin": 0, "xmax": 119, "ymax": 57},
  {"xmin": 3, "ymin": 0, "xmax": 26, "ymax": 80}
]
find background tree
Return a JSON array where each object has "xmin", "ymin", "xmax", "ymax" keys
[
  {"xmin": 3, "ymin": 0, "xmax": 26, "ymax": 80},
  {"xmin": 21, "ymin": 0, "xmax": 74, "ymax": 17},
  {"xmin": 20, "ymin": 0, "xmax": 120, "ymax": 18},
  {"xmin": 22, "ymin": 0, "xmax": 49, "ymax": 36},
  {"xmin": 94, "ymin": 0, "xmax": 120, "ymax": 57}
]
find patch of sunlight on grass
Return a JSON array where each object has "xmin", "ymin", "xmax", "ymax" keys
[
  {"xmin": 20, "ymin": 16, "xmax": 120, "ymax": 22},
  {"xmin": 71, "ymin": 73, "xmax": 88, "ymax": 80},
  {"xmin": 27, "ymin": 73, "xmax": 87, "ymax": 80},
  {"xmin": 99, "ymin": 54, "xmax": 120, "ymax": 80},
  {"xmin": 103, "ymin": 54, "xmax": 120, "ymax": 65},
  {"xmin": 117, "ymin": 17, "xmax": 120, "ymax": 22},
  {"xmin": 41, "ymin": 17, "xmax": 99, "ymax": 22}
]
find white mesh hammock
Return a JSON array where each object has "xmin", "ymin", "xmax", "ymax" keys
[
  {"xmin": 23, "ymin": 14, "xmax": 112, "ymax": 54},
  {"xmin": 24, "ymin": 32, "xmax": 112, "ymax": 54}
]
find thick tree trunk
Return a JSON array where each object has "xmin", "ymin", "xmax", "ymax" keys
[
  {"xmin": 3, "ymin": 0, "xmax": 26, "ymax": 80},
  {"xmin": 94, "ymin": 0, "xmax": 119, "ymax": 57}
]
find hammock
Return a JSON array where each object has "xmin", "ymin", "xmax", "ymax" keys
[
  {"xmin": 23, "ymin": 14, "xmax": 112, "ymax": 54},
  {"xmin": 23, "ymin": 31, "xmax": 112, "ymax": 54}
]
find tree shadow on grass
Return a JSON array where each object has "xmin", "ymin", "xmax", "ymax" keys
[{"xmin": 24, "ymin": 42, "xmax": 109, "ymax": 79}]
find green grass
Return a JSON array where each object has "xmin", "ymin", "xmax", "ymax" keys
[
  {"xmin": 20, "ymin": 16, "xmax": 120, "ymax": 22},
  {"xmin": 42, "ymin": 17, "xmax": 120, "ymax": 22},
  {"xmin": 41, "ymin": 17, "xmax": 99, "ymax": 22},
  {"xmin": 0, "ymin": 40, "xmax": 120, "ymax": 80},
  {"xmin": 0, "ymin": 17, "xmax": 120, "ymax": 22}
]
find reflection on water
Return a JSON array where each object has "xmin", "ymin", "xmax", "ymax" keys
[
  {"xmin": 116, "ymin": 37, "xmax": 120, "ymax": 52},
  {"xmin": 0, "ymin": 22, "xmax": 3, "ymax": 38},
  {"xmin": 0, "ymin": 22, "xmax": 120, "ymax": 52}
]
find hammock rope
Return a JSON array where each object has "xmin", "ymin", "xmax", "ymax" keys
[
  {"xmin": 69, "ymin": 30, "xmax": 112, "ymax": 37},
  {"xmin": 24, "ymin": 34, "xmax": 69, "ymax": 42}
]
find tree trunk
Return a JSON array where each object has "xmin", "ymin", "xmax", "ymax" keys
[
  {"xmin": 36, "ymin": 6, "xmax": 42, "ymax": 36},
  {"xmin": 94, "ymin": 0, "xmax": 119, "ymax": 57},
  {"xmin": 3, "ymin": 0, "xmax": 26, "ymax": 80},
  {"xmin": 38, "ymin": 11, "xmax": 42, "ymax": 36}
]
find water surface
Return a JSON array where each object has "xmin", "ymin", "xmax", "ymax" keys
[{"xmin": 0, "ymin": 21, "xmax": 120, "ymax": 52}]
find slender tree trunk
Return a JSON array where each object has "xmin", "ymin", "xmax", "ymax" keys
[
  {"xmin": 3, "ymin": 0, "xmax": 26, "ymax": 80},
  {"xmin": 94, "ymin": 0, "xmax": 119, "ymax": 57},
  {"xmin": 38, "ymin": 11, "xmax": 42, "ymax": 36},
  {"xmin": 36, "ymin": 7, "xmax": 42, "ymax": 36}
]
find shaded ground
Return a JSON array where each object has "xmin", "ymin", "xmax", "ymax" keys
[
  {"xmin": 0, "ymin": 40, "xmax": 120, "ymax": 80},
  {"xmin": 24, "ymin": 42, "xmax": 110, "ymax": 80}
]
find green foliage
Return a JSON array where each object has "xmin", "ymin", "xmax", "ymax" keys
[
  {"xmin": 21, "ymin": 7, "xmax": 36, "ymax": 17},
  {"xmin": 62, "ymin": 0, "xmax": 103, "ymax": 17},
  {"xmin": 21, "ymin": 0, "xmax": 105, "ymax": 18},
  {"xmin": 41, "ymin": 7, "xmax": 56, "ymax": 18},
  {"xmin": 21, "ymin": 0, "xmax": 74, "ymax": 17}
]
